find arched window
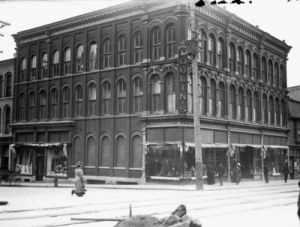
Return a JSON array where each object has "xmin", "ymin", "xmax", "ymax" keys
[
  {"xmin": 117, "ymin": 79, "xmax": 126, "ymax": 114},
  {"xmin": 118, "ymin": 35, "xmax": 126, "ymax": 66},
  {"xmin": 245, "ymin": 50, "xmax": 251, "ymax": 78},
  {"xmin": 101, "ymin": 136, "xmax": 110, "ymax": 166},
  {"xmin": 41, "ymin": 53, "xmax": 48, "ymax": 79},
  {"xmin": 237, "ymin": 47, "xmax": 243, "ymax": 76},
  {"xmin": 219, "ymin": 82, "xmax": 225, "ymax": 117},
  {"xmin": 263, "ymin": 94, "xmax": 268, "ymax": 124},
  {"xmin": 88, "ymin": 83, "xmax": 96, "ymax": 116},
  {"xmin": 229, "ymin": 85, "xmax": 236, "ymax": 119},
  {"xmin": 103, "ymin": 38, "xmax": 111, "ymax": 68},
  {"xmin": 217, "ymin": 38, "xmax": 224, "ymax": 69},
  {"xmin": 131, "ymin": 135, "xmax": 142, "ymax": 168},
  {"xmin": 229, "ymin": 43, "xmax": 235, "ymax": 73},
  {"xmin": 102, "ymin": 82, "xmax": 111, "ymax": 115},
  {"xmin": 5, "ymin": 73, "xmax": 12, "ymax": 97},
  {"xmin": 151, "ymin": 28, "xmax": 161, "ymax": 61},
  {"xmin": 52, "ymin": 50, "xmax": 59, "ymax": 77},
  {"xmin": 62, "ymin": 87, "xmax": 70, "ymax": 118},
  {"xmin": 20, "ymin": 58, "xmax": 26, "ymax": 82},
  {"xmin": 64, "ymin": 48, "xmax": 71, "ymax": 75},
  {"xmin": 87, "ymin": 137, "xmax": 96, "ymax": 166},
  {"xmin": 262, "ymin": 57, "xmax": 267, "ymax": 83},
  {"xmin": 30, "ymin": 55, "xmax": 36, "ymax": 80},
  {"xmin": 198, "ymin": 29, "xmax": 207, "ymax": 63},
  {"xmin": 280, "ymin": 65, "xmax": 284, "ymax": 88},
  {"xmin": 18, "ymin": 93, "xmax": 25, "ymax": 121},
  {"xmin": 166, "ymin": 73, "xmax": 176, "ymax": 112},
  {"xmin": 281, "ymin": 100, "xmax": 285, "ymax": 126},
  {"xmin": 89, "ymin": 43, "xmax": 97, "ymax": 71},
  {"xmin": 166, "ymin": 26, "xmax": 176, "ymax": 59},
  {"xmin": 254, "ymin": 92, "xmax": 259, "ymax": 123},
  {"xmin": 133, "ymin": 77, "xmax": 143, "ymax": 113},
  {"xmin": 39, "ymin": 90, "xmax": 47, "ymax": 119},
  {"xmin": 188, "ymin": 75, "xmax": 193, "ymax": 113},
  {"xmin": 253, "ymin": 53, "xmax": 258, "ymax": 80},
  {"xmin": 238, "ymin": 87, "xmax": 244, "ymax": 120},
  {"xmin": 199, "ymin": 77, "xmax": 206, "ymax": 115},
  {"xmin": 75, "ymin": 85, "xmax": 83, "ymax": 117},
  {"xmin": 133, "ymin": 32, "xmax": 143, "ymax": 63},
  {"xmin": 4, "ymin": 106, "xmax": 10, "ymax": 134},
  {"xmin": 269, "ymin": 96, "xmax": 274, "ymax": 125},
  {"xmin": 246, "ymin": 90, "xmax": 252, "ymax": 122},
  {"xmin": 151, "ymin": 75, "xmax": 160, "ymax": 112},
  {"xmin": 76, "ymin": 45, "xmax": 84, "ymax": 72},
  {"xmin": 275, "ymin": 98, "xmax": 280, "ymax": 126},
  {"xmin": 210, "ymin": 80, "xmax": 216, "ymax": 116},
  {"xmin": 274, "ymin": 63, "xmax": 279, "ymax": 88},
  {"xmin": 116, "ymin": 135, "xmax": 125, "ymax": 167},
  {"xmin": 50, "ymin": 89, "xmax": 58, "ymax": 119},
  {"xmin": 28, "ymin": 92, "xmax": 35, "ymax": 120},
  {"xmin": 208, "ymin": 34, "xmax": 216, "ymax": 66},
  {"xmin": 74, "ymin": 137, "xmax": 83, "ymax": 165},
  {"xmin": 268, "ymin": 60, "xmax": 273, "ymax": 85}
]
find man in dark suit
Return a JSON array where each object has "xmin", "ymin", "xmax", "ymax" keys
[
  {"xmin": 217, "ymin": 163, "xmax": 224, "ymax": 186},
  {"xmin": 263, "ymin": 163, "xmax": 269, "ymax": 183}
]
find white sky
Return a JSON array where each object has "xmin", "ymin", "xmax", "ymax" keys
[{"xmin": 0, "ymin": 0, "xmax": 299, "ymax": 87}]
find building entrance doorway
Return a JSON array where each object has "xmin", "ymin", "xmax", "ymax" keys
[
  {"xmin": 36, "ymin": 149, "xmax": 45, "ymax": 181},
  {"xmin": 239, "ymin": 148, "xmax": 253, "ymax": 179}
]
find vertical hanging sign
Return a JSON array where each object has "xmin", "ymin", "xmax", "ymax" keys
[{"xmin": 178, "ymin": 41, "xmax": 188, "ymax": 114}]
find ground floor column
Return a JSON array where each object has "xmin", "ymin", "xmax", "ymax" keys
[
  {"xmin": 141, "ymin": 126, "xmax": 146, "ymax": 184},
  {"xmin": 227, "ymin": 131, "xmax": 231, "ymax": 182}
]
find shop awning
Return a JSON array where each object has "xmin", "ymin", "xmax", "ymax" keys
[{"xmin": 185, "ymin": 143, "xmax": 228, "ymax": 148}]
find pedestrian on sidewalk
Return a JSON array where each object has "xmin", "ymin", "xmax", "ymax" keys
[
  {"xmin": 217, "ymin": 163, "xmax": 224, "ymax": 186},
  {"xmin": 234, "ymin": 163, "xmax": 241, "ymax": 185},
  {"xmin": 71, "ymin": 162, "xmax": 85, "ymax": 197},
  {"xmin": 207, "ymin": 162, "xmax": 215, "ymax": 185},
  {"xmin": 263, "ymin": 163, "xmax": 269, "ymax": 183},
  {"xmin": 282, "ymin": 163, "xmax": 290, "ymax": 183}
]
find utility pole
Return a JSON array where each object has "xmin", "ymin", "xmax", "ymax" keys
[
  {"xmin": 0, "ymin": 20, "xmax": 11, "ymax": 54},
  {"xmin": 186, "ymin": 1, "xmax": 206, "ymax": 191}
]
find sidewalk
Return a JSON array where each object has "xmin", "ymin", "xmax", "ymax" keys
[{"xmin": 19, "ymin": 179, "xmax": 299, "ymax": 191}]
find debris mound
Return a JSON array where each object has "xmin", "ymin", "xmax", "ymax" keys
[{"xmin": 114, "ymin": 215, "xmax": 160, "ymax": 227}]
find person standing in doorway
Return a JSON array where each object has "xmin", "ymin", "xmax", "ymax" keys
[
  {"xmin": 263, "ymin": 163, "xmax": 269, "ymax": 183},
  {"xmin": 282, "ymin": 163, "xmax": 290, "ymax": 183},
  {"xmin": 71, "ymin": 162, "xmax": 85, "ymax": 197},
  {"xmin": 217, "ymin": 163, "xmax": 224, "ymax": 186}
]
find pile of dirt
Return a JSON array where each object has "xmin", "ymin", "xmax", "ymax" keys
[{"xmin": 114, "ymin": 215, "xmax": 160, "ymax": 227}]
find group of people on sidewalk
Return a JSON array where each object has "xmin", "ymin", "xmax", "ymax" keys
[{"xmin": 263, "ymin": 162, "xmax": 290, "ymax": 183}]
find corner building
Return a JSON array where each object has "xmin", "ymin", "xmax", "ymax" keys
[{"xmin": 11, "ymin": 0, "xmax": 291, "ymax": 184}]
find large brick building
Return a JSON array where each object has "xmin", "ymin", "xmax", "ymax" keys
[{"xmin": 10, "ymin": 0, "xmax": 291, "ymax": 184}]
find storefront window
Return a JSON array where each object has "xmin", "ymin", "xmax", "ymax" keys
[
  {"xmin": 14, "ymin": 149, "xmax": 33, "ymax": 175},
  {"xmin": 253, "ymin": 148, "xmax": 262, "ymax": 175},
  {"xmin": 46, "ymin": 148, "xmax": 68, "ymax": 177},
  {"xmin": 264, "ymin": 148, "xmax": 287, "ymax": 174}
]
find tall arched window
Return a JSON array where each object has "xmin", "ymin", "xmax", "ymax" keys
[
  {"xmin": 151, "ymin": 28, "xmax": 161, "ymax": 61},
  {"xmin": 254, "ymin": 92, "xmax": 259, "ymax": 123},
  {"xmin": 275, "ymin": 98, "xmax": 280, "ymax": 126},
  {"xmin": 274, "ymin": 63, "xmax": 279, "ymax": 88},
  {"xmin": 208, "ymin": 34, "xmax": 216, "ymax": 66},
  {"xmin": 280, "ymin": 65, "xmax": 284, "ymax": 88},
  {"xmin": 101, "ymin": 136, "xmax": 110, "ymax": 166},
  {"xmin": 117, "ymin": 79, "xmax": 126, "ymax": 114},
  {"xmin": 238, "ymin": 87, "xmax": 244, "ymax": 120},
  {"xmin": 166, "ymin": 26, "xmax": 176, "ymax": 59},
  {"xmin": 116, "ymin": 135, "xmax": 125, "ymax": 167},
  {"xmin": 268, "ymin": 60, "xmax": 273, "ymax": 85},
  {"xmin": 18, "ymin": 93, "xmax": 25, "ymax": 121},
  {"xmin": 253, "ymin": 53, "xmax": 258, "ymax": 80},
  {"xmin": 245, "ymin": 50, "xmax": 251, "ymax": 78},
  {"xmin": 166, "ymin": 73, "xmax": 176, "ymax": 112},
  {"xmin": 133, "ymin": 77, "xmax": 143, "ymax": 113},
  {"xmin": 229, "ymin": 43, "xmax": 235, "ymax": 73},
  {"xmin": 103, "ymin": 38, "xmax": 111, "ymax": 68},
  {"xmin": 62, "ymin": 87, "xmax": 70, "ymax": 118},
  {"xmin": 151, "ymin": 75, "xmax": 160, "ymax": 112},
  {"xmin": 102, "ymin": 82, "xmax": 111, "ymax": 115},
  {"xmin": 246, "ymin": 90, "xmax": 251, "ymax": 122},
  {"xmin": 4, "ymin": 106, "xmax": 10, "ymax": 134},
  {"xmin": 89, "ymin": 43, "xmax": 97, "ymax": 71},
  {"xmin": 5, "ymin": 73, "xmax": 12, "ymax": 97},
  {"xmin": 210, "ymin": 80, "xmax": 216, "ymax": 116},
  {"xmin": 133, "ymin": 32, "xmax": 143, "ymax": 63},
  {"xmin": 87, "ymin": 137, "xmax": 96, "ymax": 166},
  {"xmin": 217, "ymin": 38, "xmax": 224, "ymax": 69},
  {"xmin": 39, "ymin": 90, "xmax": 47, "ymax": 119},
  {"xmin": 30, "ymin": 55, "xmax": 37, "ymax": 81},
  {"xmin": 20, "ymin": 58, "xmax": 26, "ymax": 82},
  {"xmin": 52, "ymin": 50, "xmax": 59, "ymax": 77},
  {"xmin": 28, "ymin": 92, "xmax": 35, "ymax": 120},
  {"xmin": 269, "ymin": 96, "xmax": 274, "ymax": 125},
  {"xmin": 237, "ymin": 47, "xmax": 243, "ymax": 76},
  {"xmin": 131, "ymin": 135, "xmax": 142, "ymax": 168},
  {"xmin": 188, "ymin": 75, "xmax": 193, "ymax": 113},
  {"xmin": 281, "ymin": 99, "xmax": 285, "ymax": 126},
  {"xmin": 50, "ymin": 89, "xmax": 58, "ymax": 119},
  {"xmin": 263, "ymin": 94, "xmax": 268, "ymax": 124},
  {"xmin": 64, "ymin": 48, "xmax": 71, "ymax": 75},
  {"xmin": 262, "ymin": 57, "xmax": 267, "ymax": 83},
  {"xmin": 199, "ymin": 77, "xmax": 206, "ymax": 115},
  {"xmin": 76, "ymin": 45, "xmax": 84, "ymax": 72},
  {"xmin": 118, "ymin": 35, "xmax": 126, "ymax": 66},
  {"xmin": 41, "ymin": 53, "xmax": 48, "ymax": 79},
  {"xmin": 198, "ymin": 29, "xmax": 207, "ymax": 63},
  {"xmin": 88, "ymin": 83, "xmax": 96, "ymax": 116},
  {"xmin": 75, "ymin": 85, "xmax": 83, "ymax": 117},
  {"xmin": 229, "ymin": 85, "xmax": 236, "ymax": 119},
  {"xmin": 219, "ymin": 82, "xmax": 225, "ymax": 117}
]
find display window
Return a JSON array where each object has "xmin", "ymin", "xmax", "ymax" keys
[
  {"xmin": 264, "ymin": 148, "xmax": 287, "ymax": 174},
  {"xmin": 13, "ymin": 148, "xmax": 33, "ymax": 175},
  {"xmin": 46, "ymin": 148, "xmax": 68, "ymax": 177}
]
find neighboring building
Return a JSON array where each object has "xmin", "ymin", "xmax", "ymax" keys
[
  {"xmin": 0, "ymin": 58, "xmax": 14, "ymax": 171},
  {"xmin": 10, "ymin": 0, "xmax": 291, "ymax": 184},
  {"xmin": 288, "ymin": 86, "xmax": 300, "ymax": 179}
]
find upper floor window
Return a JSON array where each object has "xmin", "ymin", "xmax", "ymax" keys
[
  {"xmin": 89, "ymin": 43, "xmax": 97, "ymax": 71},
  {"xmin": 4, "ymin": 106, "xmax": 10, "ymax": 134},
  {"xmin": 253, "ymin": 53, "xmax": 258, "ymax": 80},
  {"xmin": 245, "ymin": 50, "xmax": 251, "ymax": 78},
  {"xmin": 41, "ymin": 53, "xmax": 48, "ymax": 79},
  {"xmin": 39, "ymin": 90, "xmax": 47, "ymax": 119},
  {"xmin": 238, "ymin": 87, "xmax": 244, "ymax": 120},
  {"xmin": 52, "ymin": 50, "xmax": 59, "ymax": 77},
  {"xmin": 18, "ymin": 93, "xmax": 25, "ymax": 121},
  {"xmin": 118, "ymin": 35, "xmax": 126, "ymax": 66},
  {"xmin": 151, "ymin": 28, "xmax": 161, "ymax": 61},
  {"xmin": 62, "ymin": 87, "xmax": 70, "ymax": 118},
  {"xmin": 166, "ymin": 26, "xmax": 176, "ymax": 59},
  {"xmin": 28, "ymin": 92, "xmax": 35, "ymax": 120},
  {"xmin": 166, "ymin": 73, "xmax": 176, "ymax": 112},
  {"xmin": 5, "ymin": 73, "xmax": 12, "ymax": 97},
  {"xmin": 50, "ymin": 89, "xmax": 58, "ymax": 119},
  {"xmin": 75, "ymin": 85, "xmax": 83, "ymax": 117},
  {"xmin": 237, "ymin": 47, "xmax": 243, "ymax": 76},
  {"xmin": 208, "ymin": 34, "xmax": 216, "ymax": 66},
  {"xmin": 199, "ymin": 77, "xmax": 206, "ymax": 115},
  {"xmin": 269, "ymin": 96, "xmax": 274, "ymax": 125},
  {"xmin": 268, "ymin": 60, "xmax": 273, "ymax": 85},
  {"xmin": 262, "ymin": 57, "xmax": 267, "ymax": 83},
  {"xmin": 274, "ymin": 63, "xmax": 279, "ymax": 88},
  {"xmin": 133, "ymin": 77, "xmax": 143, "ymax": 113},
  {"xmin": 280, "ymin": 65, "xmax": 284, "ymax": 88},
  {"xmin": 103, "ymin": 38, "xmax": 111, "ymax": 68},
  {"xmin": 217, "ymin": 38, "xmax": 224, "ymax": 69},
  {"xmin": 263, "ymin": 94, "xmax": 268, "ymax": 124},
  {"xmin": 210, "ymin": 80, "xmax": 216, "ymax": 116},
  {"xmin": 76, "ymin": 45, "xmax": 84, "ymax": 72},
  {"xmin": 229, "ymin": 85, "xmax": 236, "ymax": 118},
  {"xmin": 275, "ymin": 98, "xmax": 280, "ymax": 126},
  {"xmin": 219, "ymin": 82, "xmax": 225, "ymax": 117},
  {"xmin": 20, "ymin": 58, "xmax": 26, "ymax": 82},
  {"xmin": 88, "ymin": 83, "xmax": 96, "ymax": 116},
  {"xmin": 133, "ymin": 32, "xmax": 143, "ymax": 63},
  {"xmin": 102, "ymin": 82, "xmax": 111, "ymax": 115},
  {"xmin": 30, "ymin": 55, "xmax": 37, "ymax": 81},
  {"xmin": 198, "ymin": 30, "xmax": 207, "ymax": 63},
  {"xmin": 229, "ymin": 43, "xmax": 235, "ymax": 73},
  {"xmin": 246, "ymin": 90, "xmax": 252, "ymax": 121},
  {"xmin": 151, "ymin": 75, "xmax": 160, "ymax": 112},
  {"xmin": 254, "ymin": 92, "xmax": 259, "ymax": 123},
  {"xmin": 117, "ymin": 79, "xmax": 126, "ymax": 114},
  {"xmin": 64, "ymin": 48, "xmax": 71, "ymax": 75}
]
